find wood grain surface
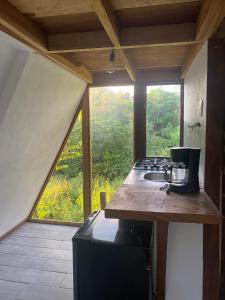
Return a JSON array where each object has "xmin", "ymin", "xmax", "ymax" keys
[{"xmin": 105, "ymin": 174, "xmax": 223, "ymax": 224}]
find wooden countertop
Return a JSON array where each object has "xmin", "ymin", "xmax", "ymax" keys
[{"xmin": 105, "ymin": 170, "xmax": 223, "ymax": 224}]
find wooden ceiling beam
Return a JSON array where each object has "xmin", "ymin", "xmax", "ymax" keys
[
  {"xmin": 46, "ymin": 54, "xmax": 93, "ymax": 83},
  {"xmin": 181, "ymin": 0, "xmax": 225, "ymax": 78},
  {"xmin": 92, "ymin": 68, "xmax": 181, "ymax": 86},
  {"xmin": 196, "ymin": 0, "xmax": 225, "ymax": 41},
  {"xmin": 0, "ymin": 0, "xmax": 93, "ymax": 83},
  {"xmin": 0, "ymin": 0, "xmax": 47, "ymax": 51},
  {"xmin": 93, "ymin": 0, "xmax": 136, "ymax": 81},
  {"xmin": 48, "ymin": 23, "xmax": 197, "ymax": 53}
]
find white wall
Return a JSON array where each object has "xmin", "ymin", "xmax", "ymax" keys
[
  {"xmin": 164, "ymin": 43, "xmax": 208, "ymax": 300},
  {"xmin": 0, "ymin": 33, "xmax": 87, "ymax": 236},
  {"xmin": 0, "ymin": 33, "xmax": 29, "ymax": 126},
  {"xmin": 166, "ymin": 223, "xmax": 203, "ymax": 300},
  {"xmin": 184, "ymin": 42, "xmax": 208, "ymax": 187}
]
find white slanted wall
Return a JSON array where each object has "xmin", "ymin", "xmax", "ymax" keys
[{"xmin": 0, "ymin": 32, "xmax": 87, "ymax": 237}]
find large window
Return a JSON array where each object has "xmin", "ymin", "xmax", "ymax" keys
[
  {"xmin": 32, "ymin": 113, "xmax": 84, "ymax": 222},
  {"xmin": 146, "ymin": 85, "xmax": 180, "ymax": 157},
  {"xmin": 90, "ymin": 86, "xmax": 134, "ymax": 211},
  {"xmin": 32, "ymin": 84, "xmax": 180, "ymax": 223}
]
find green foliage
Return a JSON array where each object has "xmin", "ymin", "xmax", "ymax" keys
[
  {"xmin": 146, "ymin": 87, "xmax": 180, "ymax": 156},
  {"xmin": 91, "ymin": 176, "xmax": 123, "ymax": 212},
  {"xmin": 33, "ymin": 175, "xmax": 83, "ymax": 221},
  {"xmin": 33, "ymin": 174, "xmax": 123, "ymax": 222},
  {"xmin": 55, "ymin": 113, "xmax": 83, "ymax": 179},
  {"xmin": 34, "ymin": 86, "xmax": 180, "ymax": 222},
  {"xmin": 90, "ymin": 88, "xmax": 133, "ymax": 181}
]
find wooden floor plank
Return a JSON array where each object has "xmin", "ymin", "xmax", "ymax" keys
[
  {"xmin": 16, "ymin": 284, "xmax": 73, "ymax": 300},
  {"xmin": 21, "ymin": 222, "xmax": 77, "ymax": 233},
  {"xmin": 0, "ymin": 266, "xmax": 11, "ymax": 275},
  {"xmin": 0, "ymin": 253, "xmax": 73, "ymax": 273},
  {"xmin": 0, "ymin": 222, "xmax": 76, "ymax": 299},
  {"xmin": 0, "ymin": 236, "xmax": 73, "ymax": 251},
  {"xmin": 0, "ymin": 266, "xmax": 66, "ymax": 287},
  {"xmin": 0, "ymin": 236, "xmax": 69, "ymax": 250},
  {"xmin": 59, "ymin": 274, "xmax": 73, "ymax": 289},
  {"xmin": 13, "ymin": 224, "xmax": 78, "ymax": 241},
  {"xmin": 0, "ymin": 279, "xmax": 26, "ymax": 299},
  {"xmin": 10, "ymin": 230, "xmax": 74, "ymax": 241},
  {"xmin": 0, "ymin": 244, "xmax": 72, "ymax": 261}
]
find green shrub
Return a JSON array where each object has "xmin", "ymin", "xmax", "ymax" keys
[{"xmin": 33, "ymin": 174, "xmax": 123, "ymax": 222}]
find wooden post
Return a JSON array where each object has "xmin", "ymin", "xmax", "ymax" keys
[
  {"xmin": 203, "ymin": 39, "xmax": 225, "ymax": 300},
  {"xmin": 180, "ymin": 79, "xmax": 184, "ymax": 147},
  {"xmin": 100, "ymin": 192, "xmax": 107, "ymax": 209},
  {"xmin": 134, "ymin": 82, "xmax": 146, "ymax": 162},
  {"xmin": 157, "ymin": 221, "xmax": 169, "ymax": 300},
  {"xmin": 82, "ymin": 88, "xmax": 92, "ymax": 220}
]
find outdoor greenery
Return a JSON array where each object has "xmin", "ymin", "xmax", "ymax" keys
[
  {"xmin": 146, "ymin": 86, "xmax": 180, "ymax": 156},
  {"xmin": 33, "ymin": 86, "xmax": 180, "ymax": 222}
]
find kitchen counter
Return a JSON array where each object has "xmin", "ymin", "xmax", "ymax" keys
[
  {"xmin": 105, "ymin": 168, "xmax": 223, "ymax": 300},
  {"xmin": 105, "ymin": 169, "xmax": 223, "ymax": 224}
]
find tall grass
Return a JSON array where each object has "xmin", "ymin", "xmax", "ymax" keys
[{"xmin": 33, "ymin": 174, "xmax": 123, "ymax": 222}]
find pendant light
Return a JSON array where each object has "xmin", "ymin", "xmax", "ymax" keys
[{"xmin": 107, "ymin": 50, "xmax": 115, "ymax": 74}]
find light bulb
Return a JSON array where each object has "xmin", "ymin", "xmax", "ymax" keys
[
  {"xmin": 107, "ymin": 60, "xmax": 115, "ymax": 74},
  {"xmin": 107, "ymin": 50, "xmax": 115, "ymax": 74}
]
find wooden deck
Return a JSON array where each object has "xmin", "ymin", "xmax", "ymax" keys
[{"xmin": 0, "ymin": 222, "xmax": 78, "ymax": 300}]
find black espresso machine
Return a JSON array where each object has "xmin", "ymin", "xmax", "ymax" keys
[
  {"xmin": 166, "ymin": 147, "xmax": 201, "ymax": 193},
  {"xmin": 73, "ymin": 210, "xmax": 154, "ymax": 300}
]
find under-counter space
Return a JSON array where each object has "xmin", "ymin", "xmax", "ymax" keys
[{"xmin": 105, "ymin": 169, "xmax": 223, "ymax": 224}]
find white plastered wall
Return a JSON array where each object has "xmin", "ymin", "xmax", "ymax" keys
[
  {"xmin": 0, "ymin": 32, "xmax": 87, "ymax": 236},
  {"xmin": 165, "ymin": 43, "xmax": 208, "ymax": 300}
]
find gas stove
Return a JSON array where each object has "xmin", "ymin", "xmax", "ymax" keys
[{"xmin": 134, "ymin": 157, "xmax": 171, "ymax": 171}]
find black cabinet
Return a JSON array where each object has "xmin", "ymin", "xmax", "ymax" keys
[{"xmin": 73, "ymin": 210, "xmax": 153, "ymax": 300}]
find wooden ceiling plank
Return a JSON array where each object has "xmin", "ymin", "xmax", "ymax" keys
[
  {"xmin": 8, "ymin": 0, "xmax": 201, "ymax": 17},
  {"xmin": 0, "ymin": 0, "xmax": 93, "ymax": 83},
  {"xmin": 47, "ymin": 23, "xmax": 197, "ymax": 53},
  {"xmin": 0, "ymin": 0, "xmax": 47, "ymax": 51},
  {"xmin": 67, "ymin": 45, "xmax": 189, "ymax": 72},
  {"xmin": 48, "ymin": 30, "xmax": 113, "ymax": 52},
  {"xmin": 121, "ymin": 23, "xmax": 196, "ymax": 46},
  {"xmin": 181, "ymin": 0, "xmax": 225, "ymax": 78},
  {"xmin": 92, "ymin": 68, "xmax": 181, "ymax": 86},
  {"xmin": 131, "ymin": 45, "xmax": 189, "ymax": 69},
  {"xmin": 93, "ymin": 0, "xmax": 136, "ymax": 81},
  {"xmin": 112, "ymin": 0, "xmax": 201, "ymax": 10}
]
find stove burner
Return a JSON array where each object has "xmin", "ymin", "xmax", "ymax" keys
[{"xmin": 134, "ymin": 157, "xmax": 171, "ymax": 170}]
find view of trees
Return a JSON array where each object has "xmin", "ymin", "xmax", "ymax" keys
[
  {"xmin": 146, "ymin": 86, "xmax": 180, "ymax": 156},
  {"xmin": 33, "ymin": 86, "xmax": 180, "ymax": 222}
]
